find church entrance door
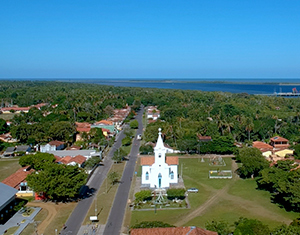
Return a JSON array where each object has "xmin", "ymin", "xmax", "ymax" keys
[{"xmin": 158, "ymin": 173, "xmax": 162, "ymax": 188}]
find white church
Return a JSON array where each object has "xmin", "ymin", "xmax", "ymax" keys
[{"xmin": 141, "ymin": 128, "xmax": 178, "ymax": 188}]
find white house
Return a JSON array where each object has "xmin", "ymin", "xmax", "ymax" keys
[{"xmin": 141, "ymin": 128, "xmax": 178, "ymax": 188}]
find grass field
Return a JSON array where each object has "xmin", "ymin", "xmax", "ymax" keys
[
  {"xmin": 130, "ymin": 157, "xmax": 298, "ymax": 229},
  {"xmin": 43, "ymin": 203, "xmax": 77, "ymax": 235},
  {"xmin": 0, "ymin": 157, "xmax": 21, "ymax": 181}
]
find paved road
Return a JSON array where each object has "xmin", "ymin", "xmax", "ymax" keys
[
  {"xmin": 60, "ymin": 129, "xmax": 126, "ymax": 235},
  {"xmin": 103, "ymin": 107, "xmax": 144, "ymax": 235}
]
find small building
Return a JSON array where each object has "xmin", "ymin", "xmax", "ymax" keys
[
  {"xmin": 48, "ymin": 140, "xmax": 65, "ymax": 150},
  {"xmin": 270, "ymin": 136, "xmax": 290, "ymax": 150},
  {"xmin": 2, "ymin": 166, "xmax": 34, "ymax": 197},
  {"xmin": 0, "ymin": 133, "xmax": 17, "ymax": 143},
  {"xmin": 15, "ymin": 145, "xmax": 31, "ymax": 153},
  {"xmin": 197, "ymin": 135, "xmax": 212, "ymax": 142},
  {"xmin": 75, "ymin": 122, "xmax": 91, "ymax": 141},
  {"xmin": 40, "ymin": 140, "xmax": 65, "ymax": 152},
  {"xmin": 3, "ymin": 147, "xmax": 15, "ymax": 157},
  {"xmin": 130, "ymin": 226, "xmax": 217, "ymax": 235},
  {"xmin": 141, "ymin": 129, "xmax": 178, "ymax": 188},
  {"xmin": 253, "ymin": 141, "xmax": 273, "ymax": 152},
  {"xmin": 146, "ymin": 106, "xmax": 160, "ymax": 121},
  {"xmin": 91, "ymin": 120, "xmax": 115, "ymax": 134}
]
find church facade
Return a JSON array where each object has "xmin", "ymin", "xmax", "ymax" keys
[{"xmin": 141, "ymin": 129, "xmax": 178, "ymax": 188}]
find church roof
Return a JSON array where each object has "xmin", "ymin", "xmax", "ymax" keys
[
  {"xmin": 140, "ymin": 156, "xmax": 178, "ymax": 166},
  {"xmin": 140, "ymin": 156, "xmax": 155, "ymax": 165}
]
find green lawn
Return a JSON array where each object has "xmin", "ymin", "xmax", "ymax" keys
[
  {"xmin": 130, "ymin": 157, "xmax": 298, "ymax": 229},
  {"xmin": 0, "ymin": 158, "xmax": 21, "ymax": 181}
]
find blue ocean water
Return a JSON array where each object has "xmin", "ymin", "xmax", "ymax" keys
[{"xmin": 70, "ymin": 78, "xmax": 300, "ymax": 95}]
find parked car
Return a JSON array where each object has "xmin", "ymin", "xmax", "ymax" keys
[
  {"xmin": 136, "ymin": 134, "xmax": 142, "ymax": 140},
  {"xmin": 187, "ymin": 188, "xmax": 199, "ymax": 193}
]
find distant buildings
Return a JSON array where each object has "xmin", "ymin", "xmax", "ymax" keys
[
  {"xmin": 0, "ymin": 103, "xmax": 48, "ymax": 114},
  {"xmin": 146, "ymin": 106, "xmax": 160, "ymax": 123},
  {"xmin": 253, "ymin": 136, "xmax": 293, "ymax": 162}
]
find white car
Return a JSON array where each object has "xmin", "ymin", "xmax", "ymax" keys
[
  {"xmin": 136, "ymin": 134, "xmax": 142, "ymax": 140},
  {"xmin": 187, "ymin": 188, "xmax": 199, "ymax": 193}
]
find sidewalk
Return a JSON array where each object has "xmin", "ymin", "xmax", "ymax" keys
[{"xmin": 0, "ymin": 207, "xmax": 41, "ymax": 235}]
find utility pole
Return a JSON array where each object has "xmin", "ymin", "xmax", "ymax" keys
[{"xmin": 181, "ymin": 163, "xmax": 183, "ymax": 178}]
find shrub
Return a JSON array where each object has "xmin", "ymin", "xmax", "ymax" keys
[
  {"xmin": 167, "ymin": 188, "xmax": 186, "ymax": 200},
  {"xmin": 134, "ymin": 190, "xmax": 152, "ymax": 203}
]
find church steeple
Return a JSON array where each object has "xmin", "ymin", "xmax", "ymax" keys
[
  {"xmin": 154, "ymin": 128, "xmax": 164, "ymax": 150},
  {"xmin": 154, "ymin": 128, "xmax": 166, "ymax": 165}
]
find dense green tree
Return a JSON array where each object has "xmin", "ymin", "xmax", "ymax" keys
[
  {"xmin": 0, "ymin": 118, "xmax": 9, "ymax": 134},
  {"xmin": 129, "ymin": 120, "xmax": 139, "ymax": 129},
  {"xmin": 48, "ymin": 121, "xmax": 76, "ymax": 142},
  {"xmin": 84, "ymin": 156, "xmax": 102, "ymax": 170},
  {"xmin": 205, "ymin": 220, "xmax": 231, "ymax": 235},
  {"xmin": 26, "ymin": 164, "xmax": 87, "ymax": 200},
  {"xmin": 293, "ymin": 144, "xmax": 300, "ymax": 160},
  {"xmin": 134, "ymin": 190, "xmax": 152, "ymax": 203},
  {"xmin": 272, "ymin": 225, "xmax": 300, "ymax": 235},
  {"xmin": 233, "ymin": 217, "xmax": 270, "ymax": 235},
  {"xmin": 257, "ymin": 160, "xmax": 300, "ymax": 212},
  {"xmin": 19, "ymin": 152, "xmax": 56, "ymax": 170},
  {"xmin": 112, "ymin": 147, "xmax": 127, "ymax": 163},
  {"xmin": 236, "ymin": 147, "xmax": 269, "ymax": 178},
  {"xmin": 122, "ymin": 136, "xmax": 132, "ymax": 146},
  {"xmin": 139, "ymin": 144, "xmax": 153, "ymax": 155},
  {"xmin": 108, "ymin": 171, "xmax": 120, "ymax": 185}
]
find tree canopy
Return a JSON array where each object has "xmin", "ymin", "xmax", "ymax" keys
[
  {"xmin": 19, "ymin": 152, "xmax": 56, "ymax": 170},
  {"xmin": 26, "ymin": 164, "xmax": 87, "ymax": 200},
  {"xmin": 236, "ymin": 147, "xmax": 269, "ymax": 178}
]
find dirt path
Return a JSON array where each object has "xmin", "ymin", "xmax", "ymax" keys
[
  {"xmin": 174, "ymin": 160, "xmax": 238, "ymax": 227},
  {"xmin": 175, "ymin": 184, "xmax": 230, "ymax": 226},
  {"xmin": 175, "ymin": 160, "xmax": 291, "ymax": 226},
  {"xmin": 27, "ymin": 202, "xmax": 58, "ymax": 234}
]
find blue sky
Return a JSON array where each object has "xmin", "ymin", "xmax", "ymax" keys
[{"xmin": 0, "ymin": 0, "xmax": 299, "ymax": 79}]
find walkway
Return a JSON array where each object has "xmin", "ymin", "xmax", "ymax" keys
[{"xmin": 0, "ymin": 207, "xmax": 41, "ymax": 235}]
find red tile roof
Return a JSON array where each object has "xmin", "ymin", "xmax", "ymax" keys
[
  {"xmin": 270, "ymin": 136, "xmax": 289, "ymax": 142},
  {"xmin": 66, "ymin": 145, "xmax": 81, "ymax": 150},
  {"xmin": 166, "ymin": 156, "xmax": 179, "ymax": 165},
  {"xmin": 70, "ymin": 155, "xmax": 86, "ymax": 165},
  {"xmin": 54, "ymin": 155, "xmax": 62, "ymax": 162},
  {"xmin": 2, "ymin": 166, "xmax": 34, "ymax": 189},
  {"xmin": 60, "ymin": 156, "xmax": 72, "ymax": 164},
  {"xmin": 131, "ymin": 227, "xmax": 217, "ymax": 235},
  {"xmin": 253, "ymin": 141, "xmax": 273, "ymax": 151},
  {"xmin": 48, "ymin": 140, "xmax": 65, "ymax": 147},
  {"xmin": 140, "ymin": 156, "xmax": 178, "ymax": 166},
  {"xmin": 75, "ymin": 122, "xmax": 91, "ymax": 132},
  {"xmin": 141, "ymin": 156, "xmax": 155, "ymax": 166},
  {"xmin": 95, "ymin": 120, "xmax": 113, "ymax": 125}
]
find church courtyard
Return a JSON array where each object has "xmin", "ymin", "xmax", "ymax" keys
[{"xmin": 130, "ymin": 157, "xmax": 298, "ymax": 230}]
